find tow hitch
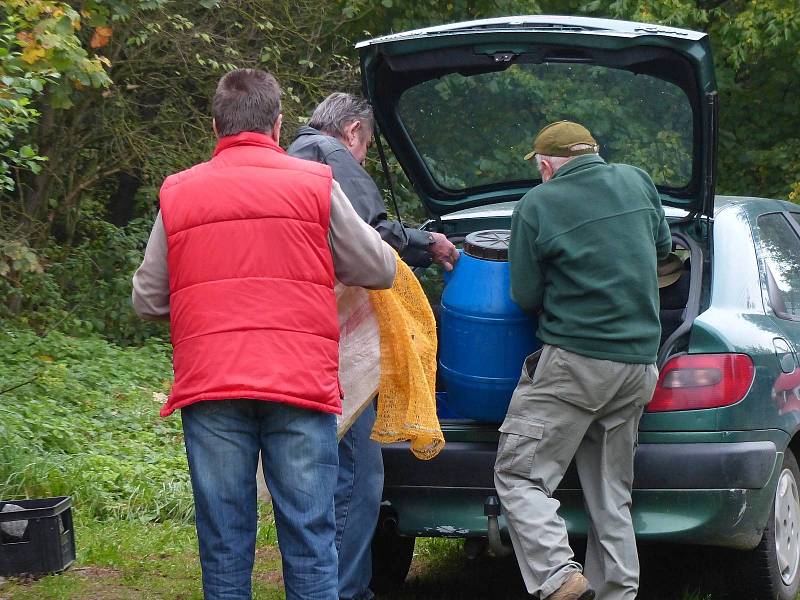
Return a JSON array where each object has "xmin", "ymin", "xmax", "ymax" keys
[{"xmin": 484, "ymin": 495, "xmax": 513, "ymax": 557}]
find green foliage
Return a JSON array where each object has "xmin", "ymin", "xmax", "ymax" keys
[
  {"xmin": 46, "ymin": 217, "xmax": 168, "ymax": 344},
  {"xmin": 338, "ymin": 0, "xmax": 544, "ymax": 34},
  {"xmin": 399, "ymin": 62, "xmax": 692, "ymax": 192},
  {"xmin": 1, "ymin": 0, "xmax": 363, "ymax": 246},
  {"xmin": 552, "ymin": 0, "xmax": 800, "ymax": 202},
  {"xmin": 0, "ymin": 20, "xmax": 52, "ymax": 191},
  {"xmin": 0, "ymin": 237, "xmax": 43, "ymax": 279},
  {"xmin": 1, "ymin": 217, "xmax": 167, "ymax": 345},
  {"xmin": 0, "ymin": 326, "xmax": 190, "ymax": 522},
  {"xmin": 0, "ymin": 1, "xmax": 117, "ymax": 191}
]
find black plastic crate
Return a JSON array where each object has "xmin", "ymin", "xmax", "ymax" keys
[{"xmin": 0, "ymin": 496, "xmax": 76, "ymax": 577}]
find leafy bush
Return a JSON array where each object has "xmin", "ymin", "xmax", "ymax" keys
[
  {"xmin": 47, "ymin": 217, "xmax": 168, "ymax": 345},
  {"xmin": 1, "ymin": 217, "xmax": 168, "ymax": 346},
  {"xmin": 0, "ymin": 326, "xmax": 192, "ymax": 522}
]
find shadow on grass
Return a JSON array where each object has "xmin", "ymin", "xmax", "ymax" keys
[
  {"xmin": 377, "ymin": 538, "xmax": 529, "ymax": 600},
  {"xmin": 377, "ymin": 539, "xmax": 722, "ymax": 600}
]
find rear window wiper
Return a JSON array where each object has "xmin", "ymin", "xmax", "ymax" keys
[{"xmin": 440, "ymin": 23, "xmax": 608, "ymax": 34}]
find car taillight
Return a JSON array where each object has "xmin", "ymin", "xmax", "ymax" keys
[{"xmin": 646, "ymin": 353, "xmax": 754, "ymax": 412}]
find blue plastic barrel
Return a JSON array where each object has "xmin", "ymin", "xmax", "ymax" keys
[{"xmin": 439, "ymin": 230, "xmax": 541, "ymax": 422}]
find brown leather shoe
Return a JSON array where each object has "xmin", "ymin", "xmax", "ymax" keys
[{"xmin": 545, "ymin": 572, "xmax": 596, "ymax": 600}]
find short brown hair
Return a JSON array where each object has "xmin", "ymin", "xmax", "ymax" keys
[{"xmin": 212, "ymin": 69, "xmax": 281, "ymax": 137}]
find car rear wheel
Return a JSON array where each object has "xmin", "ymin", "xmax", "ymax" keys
[
  {"xmin": 731, "ymin": 450, "xmax": 800, "ymax": 600},
  {"xmin": 370, "ymin": 510, "xmax": 415, "ymax": 593}
]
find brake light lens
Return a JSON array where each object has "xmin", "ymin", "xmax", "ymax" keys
[{"xmin": 646, "ymin": 353, "xmax": 755, "ymax": 412}]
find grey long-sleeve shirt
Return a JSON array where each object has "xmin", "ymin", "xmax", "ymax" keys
[
  {"xmin": 288, "ymin": 126, "xmax": 433, "ymax": 267},
  {"xmin": 131, "ymin": 179, "xmax": 396, "ymax": 320}
]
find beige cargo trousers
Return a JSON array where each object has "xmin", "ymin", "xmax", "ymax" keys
[{"xmin": 494, "ymin": 344, "xmax": 658, "ymax": 600}]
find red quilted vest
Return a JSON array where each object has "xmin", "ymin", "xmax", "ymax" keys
[{"xmin": 158, "ymin": 132, "xmax": 341, "ymax": 417}]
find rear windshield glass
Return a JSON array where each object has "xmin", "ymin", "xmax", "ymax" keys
[{"xmin": 398, "ymin": 63, "xmax": 693, "ymax": 191}]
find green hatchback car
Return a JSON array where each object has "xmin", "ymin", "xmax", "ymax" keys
[{"xmin": 357, "ymin": 15, "xmax": 800, "ymax": 600}]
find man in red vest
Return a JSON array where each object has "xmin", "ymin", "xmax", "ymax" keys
[{"xmin": 132, "ymin": 68, "xmax": 396, "ymax": 600}]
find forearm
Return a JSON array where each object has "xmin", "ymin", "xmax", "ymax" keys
[
  {"xmin": 329, "ymin": 181, "xmax": 396, "ymax": 289},
  {"xmin": 132, "ymin": 212, "xmax": 170, "ymax": 320},
  {"xmin": 374, "ymin": 220, "xmax": 433, "ymax": 267}
]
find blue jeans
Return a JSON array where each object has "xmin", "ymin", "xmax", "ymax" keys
[
  {"xmin": 181, "ymin": 399, "xmax": 339, "ymax": 600},
  {"xmin": 335, "ymin": 404, "xmax": 384, "ymax": 600}
]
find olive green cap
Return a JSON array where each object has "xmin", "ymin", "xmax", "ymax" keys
[{"xmin": 523, "ymin": 120, "xmax": 599, "ymax": 161}]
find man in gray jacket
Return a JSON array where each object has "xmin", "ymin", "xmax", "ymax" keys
[
  {"xmin": 289, "ymin": 93, "xmax": 457, "ymax": 270},
  {"xmin": 288, "ymin": 93, "xmax": 457, "ymax": 600}
]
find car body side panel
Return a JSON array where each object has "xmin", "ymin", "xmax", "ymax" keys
[
  {"xmin": 699, "ymin": 201, "xmax": 800, "ymax": 438},
  {"xmin": 641, "ymin": 202, "xmax": 787, "ymax": 433}
]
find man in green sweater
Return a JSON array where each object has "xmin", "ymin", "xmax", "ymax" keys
[{"xmin": 494, "ymin": 121, "xmax": 671, "ymax": 600}]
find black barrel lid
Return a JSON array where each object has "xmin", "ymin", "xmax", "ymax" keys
[{"xmin": 463, "ymin": 229, "xmax": 511, "ymax": 261}]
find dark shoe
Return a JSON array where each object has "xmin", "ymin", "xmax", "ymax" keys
[{"xmin": 545, "ymin": 572, "xmax": 596, "ymax": 600}]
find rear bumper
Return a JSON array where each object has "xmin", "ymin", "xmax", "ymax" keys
[
  {"xmin": 381, "ymin": 439, "xmax": 780, "ymax": 549},
  {"xmin": 385, "ymin": 440, "xmax": 777, "ymax": 490}
]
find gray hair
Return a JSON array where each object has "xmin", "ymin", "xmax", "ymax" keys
[
  {"xmin": 308, "ymin": 93, "xmax": 374, "ymax": 139},
  {"xmin": 212, "ymin": 69, "xmax": 281, "ymax": 137},
  {"xmin": 535, "ymin": 144, "xmax": 598, "ymax": 173}
]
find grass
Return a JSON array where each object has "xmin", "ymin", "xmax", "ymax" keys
[
  {"xmin": 0, "ymin": 509, "xmax": 284, "ymax": 600},
  {"xmin": 0, "ymin": 328, "xmax": 193, "ymax": 523},
  {"xmin": 1, "ymin": 529, "xmax": 721, "ymax": 600}
]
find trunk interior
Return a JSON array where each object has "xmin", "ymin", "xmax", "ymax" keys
[{"xmin": 418, "ymin": 224, "xmax": 703, "ymax": 424}]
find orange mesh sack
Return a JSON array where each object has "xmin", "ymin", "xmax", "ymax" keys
[{"xmin": 369, "ymin": 255, "xmax": 444, "ymax": 460}]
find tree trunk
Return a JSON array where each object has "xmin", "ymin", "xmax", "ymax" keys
[
  {"xmin": 108, "ymin": 172, "xmax": 142, "ymax": 227},
  {"xmin": 24, "ymin": 103, "xmax": 56, "ymax": 241}
]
